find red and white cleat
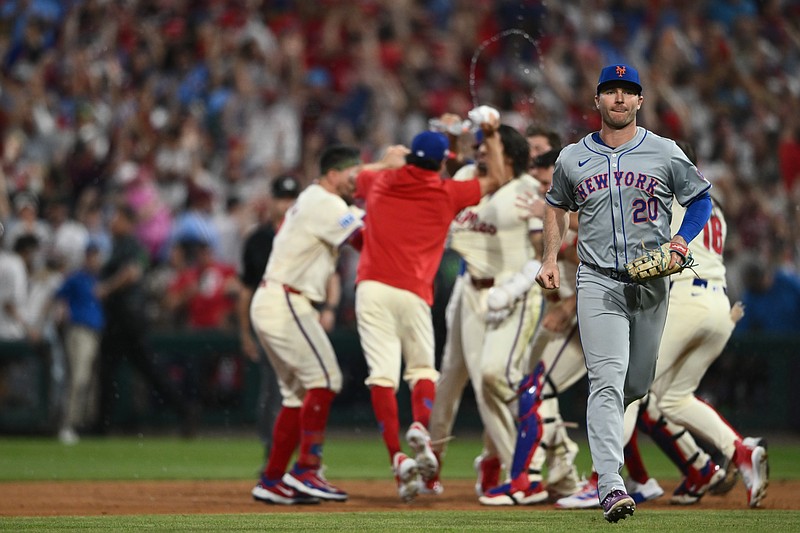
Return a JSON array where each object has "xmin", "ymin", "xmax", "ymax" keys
[{"xmin": 735, "ymin": 438, "xmax": 769, "ymax": 508}]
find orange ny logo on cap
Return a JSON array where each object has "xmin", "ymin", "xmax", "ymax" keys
[{"xmin": 616, "ymin": 65, "xmax": 627, "ymax": 77}]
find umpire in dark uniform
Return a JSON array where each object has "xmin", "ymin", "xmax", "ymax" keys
[
  {"xmin": 238, "ymin": 175, "xmax": 301, "ymax": 461},
  {"xmin": 95, "ymin": 203, "xmax": 196, "ymax": 435}
]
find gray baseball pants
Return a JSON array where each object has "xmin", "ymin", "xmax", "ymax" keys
[{"xmin": 575, "ymin": 265, "xmax": 669, "ymax": 501}]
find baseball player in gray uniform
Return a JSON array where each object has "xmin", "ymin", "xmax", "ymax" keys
[
  {"xmin": 537, "ymin": 64, "xmax": 712, "ymax": 522},
  {"xmin": 560, "ymin": 142, "xmax": 768, "ymax": 510}
]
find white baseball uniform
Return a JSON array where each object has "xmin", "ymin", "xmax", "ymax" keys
[
  {"xmin": 527, "ymin": 242, "xmax": 585, "ymax": 395},
  {"xmin": 648, "ymin": 200, "xmax": 741, "ymax": 458},
  {"xmin": 250, "ymin": 183, "xmax": 364, "ymax": 407},
  {"xmin": 618, "ymin": 199, "xmax": 742, "ymax": 491},
  {"xmin": 523, "ymin": 246, "xmax": 586, "ymax": 488},
  {"xmin": 429, "ymin": 163, "xmax": 542, "ymax": 472}
]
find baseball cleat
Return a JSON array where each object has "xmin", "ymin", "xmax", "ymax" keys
[
  {"xmin": 735, "ymin": 439, "xmax": 769, "ymax": 508},
  {"xmin": 742, "ymin": 436, "xmax": 768, "ymax": 450},
  {"xmin": 473, "ymin": 453, "xmax": 502, "ymax": 497},
  {"xmin": 708, "ymin": 454, "xmax": 739, "ymax": 496},
  {"xmin": 479, "ymin": 479, "xmax": 548, "ymax": 506},
  {"xmin": 393, "ymin": 452, "xmax": 420, "ymax": 502},
  {"xmin": 283, "ymin": 465, "xmax": 348, "ymax": 501},
  {"xmin": 554, "ymin": 475, "xmax": 600, "ymax": 509},
  {"xmin": 418, "ymin": 476, "xmax": 444, "ymax": 495},
  {"xmin": 405, "ymin": 422, "xmax": 439, "ymax": 483},
  {"xmin": 670, "ymin": 459, "xmax": 726, "ymax": 505},
  {"xmin": 601, "ymin": 490, "xmax": 636, "ymax": 523},
  {"xmin": 252, "ymin": 477, "xmax": 321, "ymax": 505},
  {"xmin": 626, "ymin": 477, "xmax": 664, "ymax": 504}
]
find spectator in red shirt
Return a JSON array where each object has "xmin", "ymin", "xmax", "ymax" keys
[
  {"xmin": 165, "ymin": 239, "xmax": 240, "ymax": 330},
  {"xmin": 779, "ymin": 125, "xmax": 800, "ymax": 198}
]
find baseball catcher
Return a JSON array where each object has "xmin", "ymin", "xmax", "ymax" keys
[{"xmin": 624, "ymin": 241, "xmax": 695, "ymax": 283}]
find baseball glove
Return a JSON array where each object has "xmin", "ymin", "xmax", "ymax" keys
[{"xmin": 624, "ymin": 241, "xmax": 695, "ymax": 282}]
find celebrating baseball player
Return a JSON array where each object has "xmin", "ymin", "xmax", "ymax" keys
[
  {"xmin": 477, "ymin": 147, "xmax": 587, "ymax": 506},
  {"xmin": 354, "ymin": 112, "xmax": 507, "ymax": 502},
  {"xmin": 427, "ymin": 119, "xmax": 544, "ymax": 502},
  {"xmin": 645, "ymin": 142, "xmax": 768, "ymax": 508},
  {"xmin": 250, "ymin": 145, "xmax": 369, "ymax": 505},
  {"xmin": 513, "ymin": 136, "xmax": 583, "ymax": 503},
  {"xmin": 537, "ymin": 64, "xmax": 712, "ymax": 522}
]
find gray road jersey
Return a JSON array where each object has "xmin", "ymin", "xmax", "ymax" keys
[{"xmin": 546, "ymin": 127, "xmax": 710, "ymax": 271}]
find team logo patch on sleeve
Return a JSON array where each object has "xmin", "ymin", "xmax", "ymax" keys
[{"xmin": 338, "ymin": 212, "xmax": 356, "ymax": 228}]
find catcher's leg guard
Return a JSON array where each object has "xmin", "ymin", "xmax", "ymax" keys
[
  {"xmin": 536, "ymin": 397, "xmax": 580, "ymax": 495},
  {"xmin": 509, "ymin": 364, "xmax": 545, "ymax": 480},
  {"xmin": 543, "ymin": 423, "xmax": 581, "ymax": 496},
  {"xmin": 529, "ymin": 398, "xmax": 555, "ymax": 480}
]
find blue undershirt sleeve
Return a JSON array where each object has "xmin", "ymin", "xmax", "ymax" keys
[{"xmin": 676, "ymin": 192, "xmax": 712, "ymax": 243}]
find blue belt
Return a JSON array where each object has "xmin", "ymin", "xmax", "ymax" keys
[{"xmin": 690, "ymin": 278, "xmax": 727, "ymax": 294}]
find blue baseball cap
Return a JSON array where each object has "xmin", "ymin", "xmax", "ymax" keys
[
  {"xmin": 411, "ymin": 131, "xmax": 449, "ymax": 162},
  {"xmin": 597, "ymin": 64, "xmax": 642, "ymax": 94}
]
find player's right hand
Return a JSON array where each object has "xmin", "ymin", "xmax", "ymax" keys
[
  {"xmin": 377, "ymin": 145, "xmax": 410, "ymax": 169},
  {"xmin": 730, "ymin": 301, "xmax": 745, "ymax": 323},
  {"xmin": 540, "ymin": 301, "xmax": 571, "ymax": 332},
  {"xmin": 535, "ymin": 261, "xmax": 560, "ymax": 290},
  {"xmin": 514, "ymin": 191, "xmax": 545, "ymax": 221}
]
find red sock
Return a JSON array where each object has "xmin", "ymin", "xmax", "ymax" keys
[
  {"xmin": 263, "ymin": 406, "xmax": 301, "ymax": 481},
  {"xmin": 624, "ymin": 430, "xmax": 650, "ymax": 484},
  {"xmin": 370, "ymin": 385, "xmax": 401, "ymax": 462},
  {"xmin": 297, "ymin": 388, "xmax": 336, "ymax": 470},
  {"xmin": 411, "ymin": 378, "xmax": 436, "ymax": 428}
]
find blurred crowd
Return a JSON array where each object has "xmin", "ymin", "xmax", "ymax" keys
[{"xmin": 0, "ymin": 1, "xmax": 799, "ymax": 347}]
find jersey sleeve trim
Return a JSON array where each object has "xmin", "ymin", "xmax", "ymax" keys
[
  {"xmin": 679, "ymin": 183, "xmax": 712, "ymax": 207},
  {"xmin": 545, "ymin": 196, "xmax": 573, "ymax": 211}
]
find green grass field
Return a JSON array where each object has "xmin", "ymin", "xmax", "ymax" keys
[
  {"xmin": 1, "ymin": 432, "xmax": 799, "ymax": 532},
  {"xmin": 6, "ymin": 510, "xmax": 800, "ymax": 532}
]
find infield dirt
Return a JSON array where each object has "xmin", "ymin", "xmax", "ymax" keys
[{"xmin": 1, "ymin": 479, "xmax": 797, "ymax": 516}]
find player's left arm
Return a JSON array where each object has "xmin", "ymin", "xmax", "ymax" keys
[
  {"xmin": 485, "ymin": 254, "xmax": 544, "ymax": 324},
  {"xmin": 669, "ymin": 192, "xmax": 712, "ymax": 267},
  {"xmin": 668, "ymin": 142, "xmax": 712, "ymax": 268},
  {"xmin": 313, "ymin": 194, "xmax": 366, "ymax": 251},
  {"xmin": 474, "ymin": 107, "xmax": 508, "ymax": 195}
]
